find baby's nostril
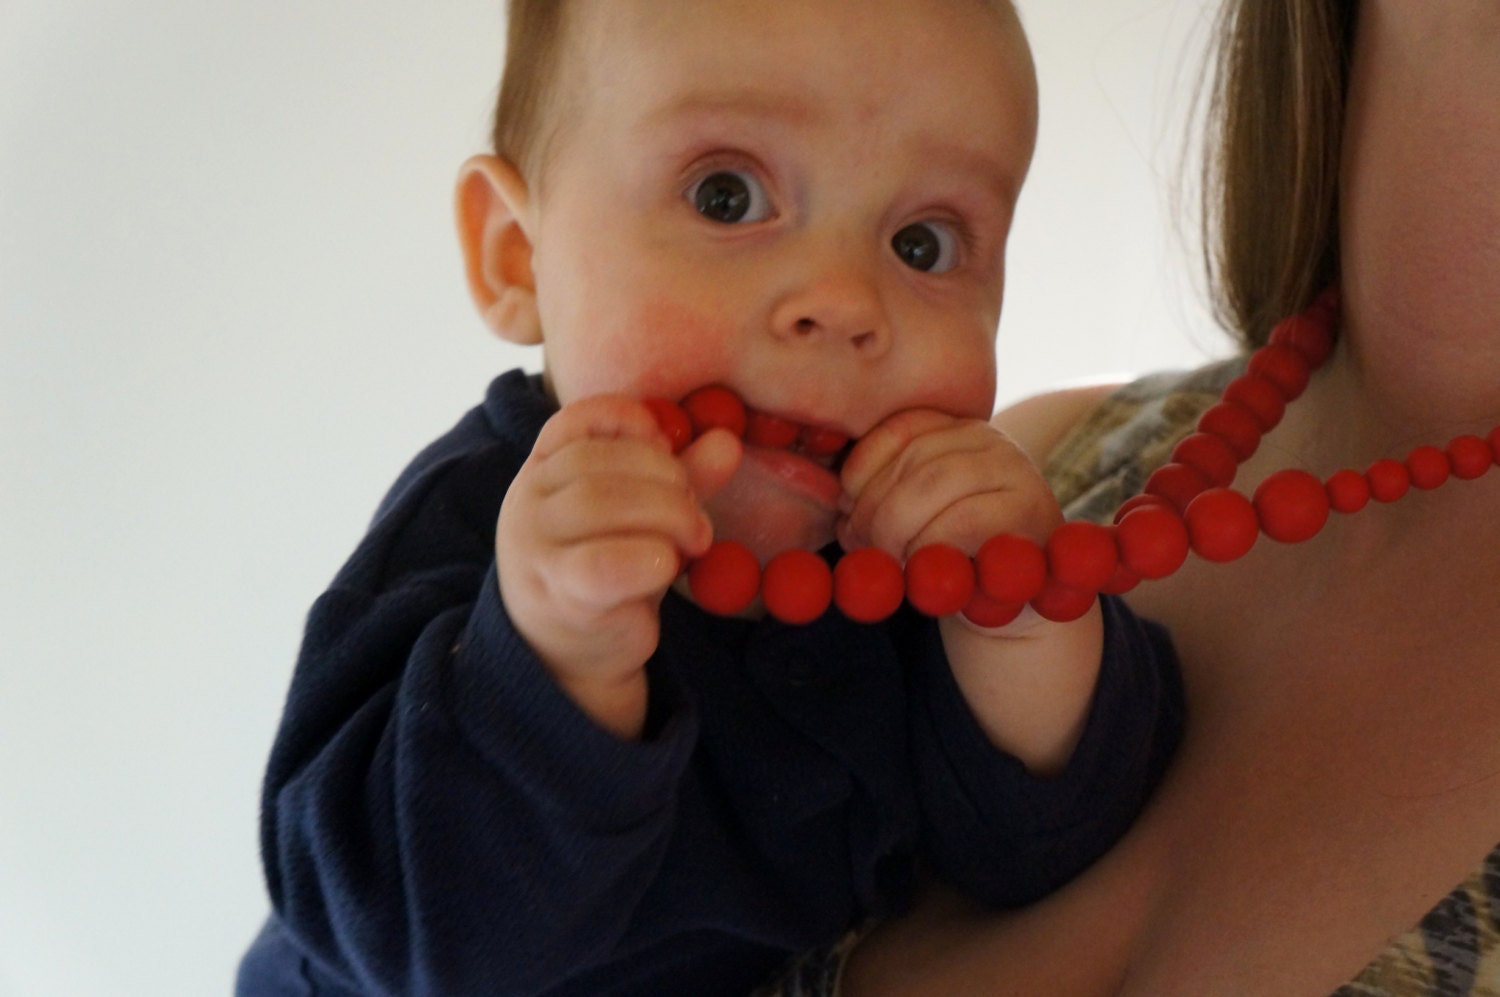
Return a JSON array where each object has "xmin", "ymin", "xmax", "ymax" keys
[{"xmin": 794, "ymin": 317, "xmax": 817, "ymax": 336}]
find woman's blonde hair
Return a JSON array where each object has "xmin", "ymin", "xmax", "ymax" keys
[{"xmin": 1201, "ymin": 0, "xmax": 1357, "ymax": 347}]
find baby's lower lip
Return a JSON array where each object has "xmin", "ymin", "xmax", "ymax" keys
[{"xmin": 741, "ymin": 445, "xmax": 843, "ymax": 510}]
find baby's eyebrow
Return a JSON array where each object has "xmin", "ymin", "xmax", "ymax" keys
[{"xmin": 642, "ymin": 89, "xmax": 824, "ymax": 131}]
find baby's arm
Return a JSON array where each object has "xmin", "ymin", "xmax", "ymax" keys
[
  {"xmin": 496, "ymin": 393, "xmax": 740, "ymax": 738},
  {"xmin": 838, "ymin": 410, "xmax": 1102, "ymax": 775}
]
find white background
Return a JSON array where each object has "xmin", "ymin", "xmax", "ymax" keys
[{"xmin": 0, "ymin": 2, "xmax": 1225, "ymax": 994}]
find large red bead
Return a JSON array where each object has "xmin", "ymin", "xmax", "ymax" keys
[
  {"xmin": 1197, "ymin": 402, "xmax": 1263, "ymax": 461},
  {"xmin": 960, "ymin": 590, "xmax": 1026, "ymax": 629},
  {"xmin": 643, "ymin": 397, "xmax": 693, "ymax": 454},
  {"xmin": 1115, "ymin": 504, "xmax": 1190, "ymax": 579},
  {"xmin": 761, "ymin": 549, "xmax": 832, "ymax": 624},
  {"xmin": 1222, "ymin": 374, "xmax": 1287, "ymax": 431},
  {"xmin": 1046, "ymin": 521, "xmax": 1118, "ymax": 592},
  {"xmin": 1253, "ymin": 469, "xmax": 1330, "ymax": 543},
  {"xmin": 1171, "ymin": 432, "xmax": 1240, "ymax": 487},
  {"xmin": 833, "ymin": 547, "xmax": 905, "ymax": 623},
  {"xmin": 1447, "ymin": 435, "xmax": 1494, "ymax": 480},
  {"xmin": 1325, "ymin": 469, "xmax": 1370, "ymax": 513},
  {"xmin": 1247, "ymin": 343, "xmax": 1312, "ymax": 400},
  {"xmin": 905, "ymin": 543, "xmax": 975, "ymax": 618},
  {"xmin": 797, "ymin": 425, "xmax": 851, "ymax": 459},
  {"xmin": 688, "ymin": 541, "xmax": 760, "ymax": 616},
  {"xmin": 1143, "ymin": 462, "xmax": 1211, "ymax": 513},
  {"xmin": 1113, "ymin": 493, "xmax": 1174, "ymax": 524},
  {"xmin": 1098, "ymin": 560, "xmax": 1141, "ymax": 596},
  {"xmin": 1270, "ymin": 313, "xmax": 1336, "ymax": 368},
  {"xmin": 1405, "ymin": 445, "xmax": 1450, "ymax": 490},
  {"xmin": 973, "ymin": 533, "xmax": 1046, "ymax": 604},
  {"xmin": 744, "ymin": 410, "xmax": 799, "ymax": 450},
  {"xmin": 1366, "ymin": 458, "xmax": 1410, "ymax": 503},
  {"xmin": 680, "ymin": 385, "xmax": 747, "ymax": 439},
  {"xmin": 1184, "ymin": 487, "xmax": 1259, "ymax": 563},
  {"xmin": 1030, "ymin": 579, "xmax": 1097, "ymax": 623}
]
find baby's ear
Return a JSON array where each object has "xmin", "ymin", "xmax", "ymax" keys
[{"xmin": 454, "ymin": 155, "xmax": 541, "ymax": 345}]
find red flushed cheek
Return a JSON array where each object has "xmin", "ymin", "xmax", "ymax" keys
[{"xmin": 601, "ymin": 299, "xmax": 739, "ymax": 400}]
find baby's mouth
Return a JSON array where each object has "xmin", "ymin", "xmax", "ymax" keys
[{"xmin": 744, "ymin": 409, "xmax": 856, "ymax": 474}]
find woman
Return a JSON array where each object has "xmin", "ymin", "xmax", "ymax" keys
[{"xmin": 831, "ymin": 1, "xmax": 1500, "ymax": 992}]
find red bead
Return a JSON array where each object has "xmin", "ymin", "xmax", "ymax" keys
[
  {"xmin": 1113, "ymin": 493, "xmax": 1174, "ymax": 524},
  {"xmin": 1197, "ymin": 402, "xmax": 1263, "ymax": 461},
  {"xmin": 1366, "ymin": 458, "xmax": 1410, "ymax": 503},
  {"xmin": 832, "ymin": 547, "xmax": 905, "ymax": 624},
  {"xmin": 1405, "ymin": 445, "xmax": 1450, "ymax": 490},
  {"xmin": 1489, "ymin": 427, "xmax": 1500, "ymax": 465},
  {"xmin": 1143, "ymin": 462, "xmax": 1212, "ymax": 513},
  {"xmin": 961, "ymin": 590, "xmax": 1026, "ymax": 629},
  {"xmin": 905, "ymin": 543, "xmax": 975, "ymax": 618},
  {"xmin": 1030, "ymin": 579, "xmax": 1097, "ymax": 623},
  {"xmin": 1098, "ymin": 560, "xmax": 1141, "ymax": 595},
  {"xmin": 1115, "ymin": 504, "xmax": 1190, "ymax": 579},
  {"xmin": 688, "ymin": 541, "xmax": 760, "ymax": 616},
  {"xmin": 973, "ymin": 533, "xmax": 1046, "ymax": 604},
  {"xmin": 642, "ymin": 397, "xmax": 693, "ymax": 454},
  {"xmin": 1252, "ymin": 469, "xmax": 1330, "ymax": 543},
  {"xmin": 1447, "ymin": 435, "xmax": 1494, "ymax": 480},
  {"xmin": 1247, "ymin": 343, "xmax": 1312, "ymax": 400},
  {"xmin": 761, "ymin": 549, "xmax": 832, "ymax": 624},
  {"xmin": 680, "ymin": 385, "xmax": 747, "ymax": 439},
  {"xmin": 1046, "ymin": 521, "xmax": 1118, "ymax": 592},
  {"xmin": 797, "ymin": 425, "xmax": 851, "ymax": 459},
  {"xmin": 1184, "ymin": 488, "xmax": 1259, "ymax": 563},
  {"xmin": 1325, "ymin": 469, "xmax": 1370, "ymax": 513},
  {"xmin": 744, "ymin": 410, "xmax": 799, "ymax": 450},
  {"xmin": 1269, "ymin": 313, "xmax": 1335, "ymax": 368},
  {"xmin": 1171, "ymin": 432, "xmax": 1240, "ymax": 487},
  {"xmin": 1221, "ymin": 375, "xmax": 1287, "ymax": 431}
]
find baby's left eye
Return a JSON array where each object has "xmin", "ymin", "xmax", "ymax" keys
[{"xmin": 891, "ymin": 222, "xmax": 960, "ymax": 274}]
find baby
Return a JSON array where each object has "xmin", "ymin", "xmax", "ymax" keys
[{"xmin": 237, "ymin": 1, "xmax": 1183, "ymax": 994}]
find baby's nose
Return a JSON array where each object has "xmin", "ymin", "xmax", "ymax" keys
[{"xmin": 769, "ymin": 256, "xmax": 891, "ymax": 355}]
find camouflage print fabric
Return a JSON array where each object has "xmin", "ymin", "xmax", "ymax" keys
[{"xmin": 756, "ymin": 359, "xmax": 1500, "ymax": 996}]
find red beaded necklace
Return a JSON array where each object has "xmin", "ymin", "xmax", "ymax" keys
[{"xmin": 646, "ymin": 288, "xmax": 1500, "ymax": 627}]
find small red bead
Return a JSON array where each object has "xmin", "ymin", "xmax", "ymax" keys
[
  {"xmin": 1113, "ymin": 493, "xmax": 1174, "ymax": 524},
  {"xmin": 1197, "ymin": 402, "xmax": 1263, "ymax": 461},
  {"xmin": 1270, "ymin": 313, "xmax": 1335, "ymax": 368},
  {"xmin": 1366, "ymin": 458, "xmax": 1410, "ymax": 503},
  {"xmin": 797, "ymin": 425, "xmax": 851, "ymax": 459},
  {"xmin": 1325, "ymin": 469, "xmax": 1370, "ymax": 514},
  {"xmin": 1143, "ymin": 462, "xmax": 1212, "ymax": 513},
  {"xmin": 1046, "ymin": 521, "xmax": 1118, "ymax": 592},
  {"xmin": 1253, "ymin": 469, "xmax": 1330, "ymax": 543},
  {"xmin": 1030, "ymin": 579, "xmax": 1097, "ymax": 623},
  {"xmin": 1171, "ymin": 432, "xmax": 1240, "ymax": 487},
  {"xmin": 973, "ymin": 533, "xmax": 1046, "ymax": 604},
  {"xmin": 1115, "ymin": 504, "xmax": 1190, "ymax": 579},
  {"xmin": 1405, "ymin": 445, "xmax": 1450, "ymax": 490},
  {"xmin": 688, "ymin": 541, "xmax": 760, "ymax": 616},
  {"xmin": 642, "ymin": 398, "xmax": 693, "ymax": 454},
  {"xmin": 905, "ymin": 543, "xmax": 975, "ymax": 618},
  {"xmin": 1247, "ymin": 343, "xmax": 1313, "ymax": 400},
  {"xmin": 744, "ymin": 410, "xmax": 799, "ymax": 450},
  {"xmin": 1221, "ymin": 375, "xmax": 1287, "ymax": 432},
  {"xmin": 832, "ymin": 547, "xmax": 905, "ymax": 624},
  {"xmin": 761, "ymin": 549, "xmax": 832, "ymax": 624},
  {"xmin": 961, "ymin": 591, "xmax": 1026, "ymax": 629},
  {"xmin": 1184, "ymin": 487, "xmax": 1260, "ymax": 563},
  {"xmin": 1447, "ymin": 435, "xmax": 1494, "ymax": 480},
  {"xmin": 680, "ymin": 385, "xmax": 747, "ymax": 439},
  {"xmin": 1098, "ymin": 560, "xmax": 1141, "ymax": 596}
]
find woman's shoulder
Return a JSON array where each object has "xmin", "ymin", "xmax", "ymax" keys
[{"xmin": 997, "ymin": 357, "xmax": 1247, "ymax": 523}]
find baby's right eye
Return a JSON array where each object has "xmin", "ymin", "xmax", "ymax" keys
[{"xmin": 689, "ymin": 170, "xmax": 772, "ymax": 224}]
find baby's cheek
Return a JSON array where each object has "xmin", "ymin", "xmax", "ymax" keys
[{"xmin": 613, "ymin": 299, "xmax": 739, "ymax": 399}]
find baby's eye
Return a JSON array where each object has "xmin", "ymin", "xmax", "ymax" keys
[
  {"xmin": 690, "ymin": 170, "xmax": 772, "ymax": 224},
  {"xmin": 891, "ymin": 221, "xmax": 960, "ymax": 274}
]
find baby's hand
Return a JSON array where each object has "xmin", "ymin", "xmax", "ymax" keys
[
  {"xmin": 497, "ymin": 395, "xmax": 740, "ymax": 737},
  {"xmin": 837, "ymin": 408, "xmax": 1062, "ymax": 583}
]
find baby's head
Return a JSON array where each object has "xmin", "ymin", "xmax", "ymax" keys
[{"xmin": 458, "ymin": 0, "xmax": 1038, "ymax": 557}]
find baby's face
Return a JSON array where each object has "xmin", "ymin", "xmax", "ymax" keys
[{"xmin": 527, "ymin": 0, "xmax": 1038, "ymax": 559}]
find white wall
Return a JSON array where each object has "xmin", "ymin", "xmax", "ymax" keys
[{"xmin": 0, "ymin": 2, "xmax": 1223, "ymax": 994}]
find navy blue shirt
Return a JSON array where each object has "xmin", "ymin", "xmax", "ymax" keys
[{"xmin": 237, "ymin": 370, "xmax": 1183, "ymax": 996}]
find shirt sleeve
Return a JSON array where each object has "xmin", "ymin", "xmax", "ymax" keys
[
  {"xmin": 256, "ymin": 436, "xmax": 699, "ymax": 995},
  {"xmin": 906, "ymin": 596, "xmax": 1185, "ymax": 907}
]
